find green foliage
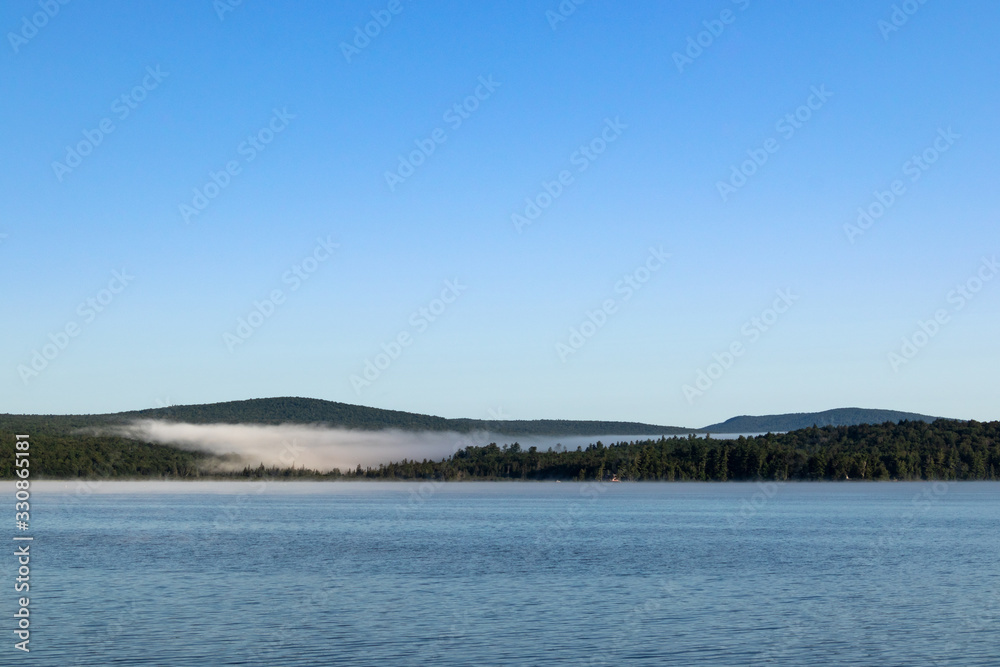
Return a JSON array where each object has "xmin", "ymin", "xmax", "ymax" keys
[{"xmin": 0, "ymin": 414, "xmax": 206, "ymax": 479}]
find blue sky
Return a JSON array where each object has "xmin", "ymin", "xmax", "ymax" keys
[{"xmin": 2, "ymin": 0, "xmax": 998, "ymax": 426}]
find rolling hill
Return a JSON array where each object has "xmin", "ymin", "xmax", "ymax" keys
[
  {"xmin": 1, "ymin": 397, "xmax": 693, "ymax": 436},
  {"xmin": 701, "ymin": 407, "xmax": 941, "ymax": 433}
]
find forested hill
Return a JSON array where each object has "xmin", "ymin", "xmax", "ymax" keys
[
  {"xmin": 122, "ymin": 397, "xmax": 456, "ymax": 430},
  {"xmin": 1, "ymin": 397, "xmax": 692, "ymax": 436},
  {"xmin": 121, "ymin": 397, "xmax": 693, "ymax": 434},
  {"xmin": 702, "ymin": 408, "xmax": 939, "ymax": 433},
  {"xmin": 2, "ymin": 399, "xmax": 945, "ymax": 437}
]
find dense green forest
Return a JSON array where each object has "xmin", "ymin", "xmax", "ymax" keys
[
  {"xmin": 702, "ymin": 408, "xmax": 937, "ymax": 433},
  {"xmin": 0, "ymin": 414, "xmax": 207, "ymax": 479},
  {"xmin": 1, "ymin": 418, "xmax": 998, "ymax": 482},
  {"xmin": 348, "ymin": 420, "xmax": 999, "ymax": 482}
]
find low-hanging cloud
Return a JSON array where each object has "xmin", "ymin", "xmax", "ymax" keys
[{"xmin": 110, "ymin": 420, "xmax": 498, "ymax": 472}]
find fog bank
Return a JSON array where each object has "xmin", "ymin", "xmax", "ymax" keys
[
  {"xmin": 111, "ymin": 420, "xmax": 498, "ymax": 471},
  {"xmin": 107, "ymin": 421, "xmax": 724, "ymax": 472}
]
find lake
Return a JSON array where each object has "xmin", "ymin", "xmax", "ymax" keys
[{"xmin": 9, "ymin": 481, "xmax": 1000, "ymax": 665}]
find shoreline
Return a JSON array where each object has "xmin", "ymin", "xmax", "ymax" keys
[{"xmin": 4, "ymin": 478, "xmax": 996, "ymax": 494}]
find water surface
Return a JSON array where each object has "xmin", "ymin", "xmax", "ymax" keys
[{"xmin": 8, "ymin": 481, "xmax": 999, "ymax": 665}]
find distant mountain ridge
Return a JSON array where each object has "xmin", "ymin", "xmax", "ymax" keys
[
  {"xmin": 701, "ymin": 408, "xmax": 941, "ymax": 433},
  {"xmin": 115, "ymin": 397, "xmax": 693, "ymax": 436},
  {"xmin": 2, "ymin": 399, "xmax": 949, "ymax": 438}
]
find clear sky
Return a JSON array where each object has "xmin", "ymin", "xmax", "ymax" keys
[{"xmin": 2, "ymin": 0, "xmax": 998, "ymax": 426}]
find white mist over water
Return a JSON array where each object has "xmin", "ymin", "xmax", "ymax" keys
[
  {"xmin": 110, "ymin": 420, "xmax": 497, "ymax": 471},
  {"xmin": 106, "ymin": 421, "xmax": 755, "ymax": 472}
]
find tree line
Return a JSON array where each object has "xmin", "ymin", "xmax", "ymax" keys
[
  {"xmin": 2, "ymin": 418, "xmax": 998, "ymax": 482},
  {"xmin": 349, "ymin": 420, "xmax": 1000, "ymax": 482}
]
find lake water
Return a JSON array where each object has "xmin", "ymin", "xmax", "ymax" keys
[{"xmin": 9, "ymin": 481, "xmax": 1000, "ymax": 665}]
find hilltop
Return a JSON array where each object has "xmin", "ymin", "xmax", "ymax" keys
[
  {"xmin": 2, "ymin": 396, "xmax": 692, "ymax": 436},
  {"xmin": 702, "ymin": 408, "xmax": 939, "ymax": 433}
]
